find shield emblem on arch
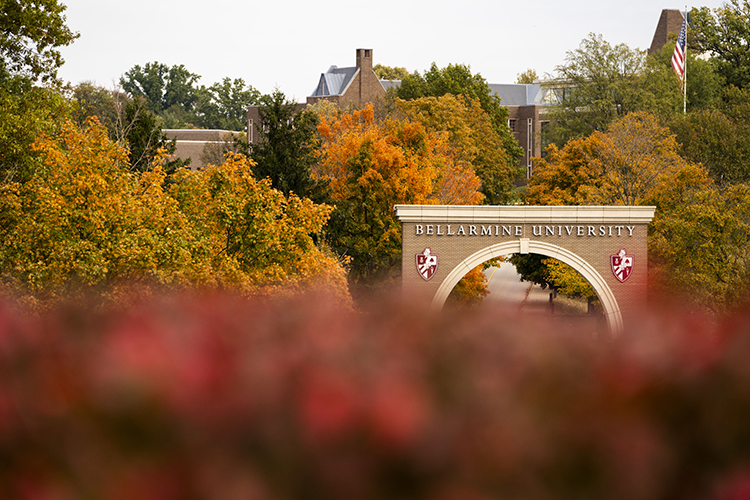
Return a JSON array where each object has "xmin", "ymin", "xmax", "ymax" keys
[
  {"xmin": 611, "ymin": 248, "xmax": 634, "ymax": 283},
  {"xmin": 416, "ymin": 248, "xmax": 438, "ymax": 281}
]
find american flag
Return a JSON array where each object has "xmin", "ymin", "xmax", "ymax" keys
[{"xmin": 671, "ymin": 16, "xmax": 687, "ymax": 80}]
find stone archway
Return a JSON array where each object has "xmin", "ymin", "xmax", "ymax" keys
[
  {"xmin": 395, "ymin": 205, "xmax": 656, "ymax": 336},
  {"xmin": 431, "ymin": 240, "xmax": 623, "ymax": 334}
]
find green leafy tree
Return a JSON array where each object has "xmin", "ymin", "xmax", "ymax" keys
[
  {"xmin": 0, "ymin": 75, "xmax": 68, "ymax": 182},
  {"xmin": 0, "ymin": 0, "xmax": 76, "ymax": 183},
  {"xmin": 0, "ymin": 0, "xmax": 78, "ymax": 83},
  {"xmin": 68, "ymin": 82, "xmax": 188, "ymax": 173},
  {"xmin": 644, "ymin": 41, "xmax": 722, "ymax": 116},
  {"xmin": 691, "ymin": 1, "xmax": 750, "ymax": 89},
  {"xmin": 250, "ymin": 90, "xmax": 326, "ymax": 200},
  {"xmin": 374, "ymin": 64, "xmax": 409, "ymax": 80},
  {"xmin": 669, "ymin": 108, "xmax": 750, "ymax": 186},
  {"xmin": 120, "ymin": 62, "xmax": 200, "ymax": 115},
  {"xmin": 71, "ymin": 81, "xmax": 121, "ymax": 130},
  {"xmin": 549, "ymin": 34, "xmax": 650, "ymax": 143},
  {"xmin": 195, "ymin": 77, "xmax": 260, "ymax": 130}
]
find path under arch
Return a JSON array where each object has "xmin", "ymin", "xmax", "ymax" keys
[{"xmin": 432, "ymin": 240, "xmax": 622, "ymax": 334}]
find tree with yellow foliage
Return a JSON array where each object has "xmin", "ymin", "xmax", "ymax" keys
[
  {"xmin": 394, "ymin": 95, "xmax": 521, "ymax": 204},
  {"xmin": 170, "ymin": 152, "xmax": 348, "ymax": 298},
  {"xmin": 0, "ymin": 118, "xmax": 192, "ymax": 300},
  {"xmin": 0, "ymin": 118, "xmax": 350, "ymax": 305},
  {"xmin": 521, "ymin": 111, "xmax": 750, "ymax": 313},
  {"xmin": 526, "ymin": 111, "xmax": 692, "ymax": 206}
]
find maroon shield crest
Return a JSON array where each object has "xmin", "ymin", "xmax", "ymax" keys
[
  {"xmin": 611, "ymin": 249, "xmax": 634, "ymax": 283},
  {"xmin": 416, "ymin": 248, "xmax": 438, "ymax": 281}
]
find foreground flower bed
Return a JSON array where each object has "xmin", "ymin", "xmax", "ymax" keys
[{"xmin": 1, "ymin": 292, "xmax": 750, "ymax": 499}]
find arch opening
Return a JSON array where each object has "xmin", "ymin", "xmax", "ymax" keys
[{"xmin": 432, "ymin": 240, "xmax": 623, "ymax": 336}]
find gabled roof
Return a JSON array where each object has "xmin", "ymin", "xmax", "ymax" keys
[
  {"xmin": 379, "ymin": 79, "xmax": 401, "ymax": 92},
  {"xmin": 489, "ymin": 84, "xmax": 546, "ymax": 106},
  {"xmin": 310, "ymin": 65, "xmax": 360, "ymax": 97}
]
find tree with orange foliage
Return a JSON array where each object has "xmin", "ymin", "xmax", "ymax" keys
[{"xmin": 316, "ymin": 104, "xmax": 483, "ymax": 288}]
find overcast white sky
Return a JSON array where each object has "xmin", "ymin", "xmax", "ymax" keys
[{"xmin": 57, "ymin": 1, "xmax": 727, "ymax": 103}]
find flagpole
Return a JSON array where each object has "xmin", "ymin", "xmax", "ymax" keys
[{"xmin": 683, "ymin": 6, "xmax": 688, "ymax": 115}]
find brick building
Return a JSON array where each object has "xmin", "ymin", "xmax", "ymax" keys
[
  {"xmin": 307, "ymin": 48, "xmax": 387, "ymax": 107},
  {"xmin": 163, "ymin": 129, "xmax": 242, "ymax": 170},
  {"xmin": 490, "ymin": 84, "xmax": 556, "ymax": 180}
]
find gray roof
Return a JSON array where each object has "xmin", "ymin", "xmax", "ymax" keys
[
  {"xmin": 380, "ymin": 79, "xmax": 401, "ymax": 92},
  {"xmin": 310, "ymin": 65, "xmax": 360, "ymax": 97},
  {"xmin": 163, "ymin": 129, "xmax": 240, "ymax": 141},
  {"xmin": 489, "ymin": 84, "xmax": 545, "ymax": 106},
  {"xmin": 371, "ymin": 80, "xmax": 550, "ymax": 106}
]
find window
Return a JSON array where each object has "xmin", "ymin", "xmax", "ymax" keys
[
  {"xmin": 541, "ymin": 121, "xmax": 551, "ymax": 159},
  {"xmin": 508, "ymin": 119, "xmax": 517, "ymax": 133}
]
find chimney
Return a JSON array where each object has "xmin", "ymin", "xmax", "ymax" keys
[
  {"xmin": 649, "ymin": 9, "xmax": 685, "ymax": 55},
  {"xmin": 356, "ymin": 48, "xmax": 373, "ymax": 73}
]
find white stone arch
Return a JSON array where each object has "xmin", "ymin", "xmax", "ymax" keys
[{"xmin": 431, "ymin": 239, "xmax": 623, "ymax": 336}]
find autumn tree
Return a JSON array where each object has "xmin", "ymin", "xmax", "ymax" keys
[
  {"xmin": 447, "ymin": 266, "xmax": 490, "ymax": 307},
  {"xmin": 394, "ymin": 62, "xmax": 523, "ymax": 171},
  {"xmin": 170, "ymin": 153, "xmax": 349, "ymax": 300},
  {"xmin": 0, "ymin": 119, "xmax": 194, "ymax": 300},
  {"xmin": 0, "ymin": 118, "xmax": 350, "ymax": 305},
  {"xmin": 516, "ymin": 69, "xmax": 539, "ymax": 84},
  {"xmin": 526, "ymin": 112, "xmax": 691, "ymax": 206},
  {"xmin": 518, "ymin": 112, "xmax": 693, "ymax": 293},
  {"xmin": 395, "ymin": 95, "xmax": 519, "ymax": 205},
  {"xmin": 315, "ymin": 104, "xmax": 480, "ymax": 288},
  {"xmin": 519, "ymin": 111, "xmax": 749, "ymax": 312}
]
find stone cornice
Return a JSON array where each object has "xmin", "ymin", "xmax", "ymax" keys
[{"xmin": 394, "ymin": 205, "xmax": 656, "ymax": 224}]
